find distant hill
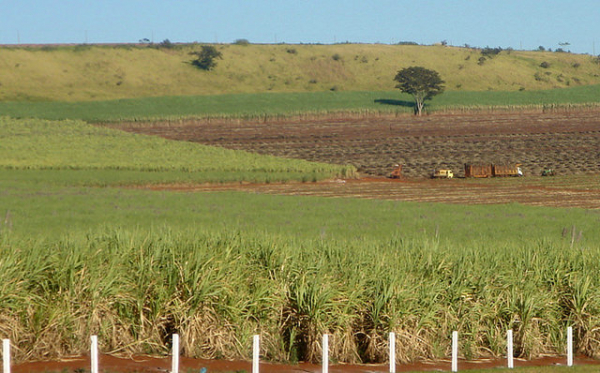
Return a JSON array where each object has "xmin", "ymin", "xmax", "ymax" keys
[{"xmin": 1, "ymin": 43, "xmax": 599, "ymax": 102}]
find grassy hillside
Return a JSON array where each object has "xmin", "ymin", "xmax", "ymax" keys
[{"xmin": 1, "ymin": 43, "xmax": 600, "ymax": 102}]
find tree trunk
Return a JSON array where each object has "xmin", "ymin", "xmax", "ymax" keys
[
  {"xmin": 414, "ymin": 92, "xmax": 425, "ymax": 116},
  {"xmin": 415, "ymin": 100, "xmax": 424, "ymax": 116}
]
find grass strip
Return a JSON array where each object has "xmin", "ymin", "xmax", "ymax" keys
[{"xmin": 1, "ymin": 85, "xmax": 599, "ymax": 122}]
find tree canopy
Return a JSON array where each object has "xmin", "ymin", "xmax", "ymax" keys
[
  {"xmin": 394, "ymin": 66, "xmax": 445, "ymax": 115},
  {"xmin": 190, "ymin": 46, "xmax": 223, "ymax": 71}
]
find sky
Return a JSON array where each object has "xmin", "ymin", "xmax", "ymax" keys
[{"xmin": 1, "ymin": 0, "xmax": 599, "ymax": 54}]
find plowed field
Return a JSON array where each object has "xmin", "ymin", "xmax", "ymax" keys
[{"xmin": 117, "ymin": 109, "xmax": 600, "ymax": 208}]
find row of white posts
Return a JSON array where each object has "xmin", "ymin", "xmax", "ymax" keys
[{"xmin": 1, "ymin": 327, "xmax": 575, "ymax": 373}]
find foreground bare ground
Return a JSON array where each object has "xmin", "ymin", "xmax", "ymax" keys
[
  {"xmin": 117, "ymin": 109, "xmax": 600, "ymax": 209},
  {"xmin": 12, "ymin": 354, "xmax": 600, "ymax": 373}
]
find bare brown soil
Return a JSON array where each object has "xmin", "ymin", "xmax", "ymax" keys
[
  {"xmin": 118, "ymin": 109, "xmax": 600, "ymax": 178},
  {"xmin": 118, "ymin": 110, "xmax": 600, "ymax": 209},
  {"xmin": 12, "ymin": 353, "xmax": 600, "ymax": 373}
]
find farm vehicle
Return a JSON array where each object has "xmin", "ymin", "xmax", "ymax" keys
[
  {"xmin": 464, "ymin": 163, "xmax": 523, "ymax": 178},
  {"xmin": 390, "ymin": 163, "xmax": 523, "ymax": 179},
  {"xmin": 432, "ymin": 169, "xmax": 454, "ymax": 179},
  {"xmin": 541, "ymin": 168, "xmax": 555, "ymax": 176},
  {"xmin": 389, "ymin": 164, "xmax": 403, "ymax": 178}
]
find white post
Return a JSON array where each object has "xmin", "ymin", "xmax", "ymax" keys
[
  {"xmin": 567, "ymin": 326, "xmax": 573, "ymax": 367},
  {"xmin": 322, "ymin": 334, "xmax": 329, "ymax": 373},
  {"xmin": 389, "ymin": 332, "xmax": 396, "ymax": 373},
  {"xmin": 172, "ymin": 333, "xmax": 180, "ymax": 373},
  {"xmin": 451, "ymin": 331, "xmax": 458, "ymax": 372},
  {"xmin": 90, "ymin": 335, "xmax": 98, "ymax": 373},
  {"xmin": 3, "ymin": 339, "xmax": 10, "ymax": 373},
  {"xmin": 507, "ymin": 330, "xmax": 514, "ymax": 369},
  {"xmin": 253, "ymin": 335, "xmax": 260, "ymax": 373}
]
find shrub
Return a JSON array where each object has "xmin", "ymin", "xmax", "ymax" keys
[
  {"xmin": 332, "ymin": 53, "xmax": 342, "ymax": 61},
  {"xmin": 481, "ymin": 47, "xmax": 502, "ymax": 58},
  {"xmin": 159, "ymin": 39, "xmax": 175, "ymax": 49},
  {"xmin": 540, "ymin": 61, "xmax": 550, "ymax": 68},
  {"xmin": 233, "ymin": 39, "xmax": 250, "ymax": 46}
]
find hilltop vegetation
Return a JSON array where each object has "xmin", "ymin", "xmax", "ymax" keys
[{"xmin": 1, "ymin": 43, "xmax": 600, "ymax": 102}]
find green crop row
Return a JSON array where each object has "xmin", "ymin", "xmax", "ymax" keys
[
  {"xmin": 1, "ymin": 85, "xmax": 600, "ymax": 122},
  {"xmin": 0, "ymin": 117, "xmax": 355, "ymax": 182},
  {"xmin": 1, "ymin": 227, "xmax": 599, "ymax": 364}
]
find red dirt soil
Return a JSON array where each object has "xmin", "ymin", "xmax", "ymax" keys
[{"xmin": 12, "ymin": 354, "xmax": 600, "ymax": 373}]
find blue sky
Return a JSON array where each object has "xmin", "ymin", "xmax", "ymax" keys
[{"xmin": 1, "ymin": 0, "xmax": 599, "ymax": 54}]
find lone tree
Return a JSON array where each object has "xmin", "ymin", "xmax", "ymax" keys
[
  {"xmin": 393, "ymin": 66, "xmax": 445, "ymax": 115},
  {"xmin": 190, "ymin": 45, "xmax": 222, "ymax": 71}
]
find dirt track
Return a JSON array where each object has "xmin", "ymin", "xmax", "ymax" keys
[{"xmin": 142, "ymin": 175, "xmax": 600, "ymax": 209}]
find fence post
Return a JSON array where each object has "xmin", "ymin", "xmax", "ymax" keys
[
  {"xmin": 253, "ymin": 335, "xmax": 260, "ymax": 373},
  {"xmin": 172, "ymin": 334, "xmax": 180, "ymax": 373},
  {"xmin": 2, "ymin": 339, "xmax": 10, "ymax": 373},
  {"xmin": 567, "ymin": 327, "xmax": 573, "ymax": 367},
  {"xmin": 322, "ymin": 334, "xmax": 329, "ymax": 373},
  {"xmin": 389, "ymin": 332, "xmax": 396, "ymax": 373},
  {"xmin": 507, "ymin": 330, "xmax": 513, "ymax": 369},
  {"xmin": 90, "ymin": 335, "xmax": 98, "ymax": 373},
  {"xmin": 451, "ymin": 331, "xmax": 458, "ymax": 372}
]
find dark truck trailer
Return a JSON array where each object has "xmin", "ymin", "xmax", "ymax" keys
[
  {"xmin": 464, "ymin": 164, "xmax": 493, "ymax": 178},
  {"xmin": 464, "ymin": 163, "xmax": 522, "ymax": 178}
]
